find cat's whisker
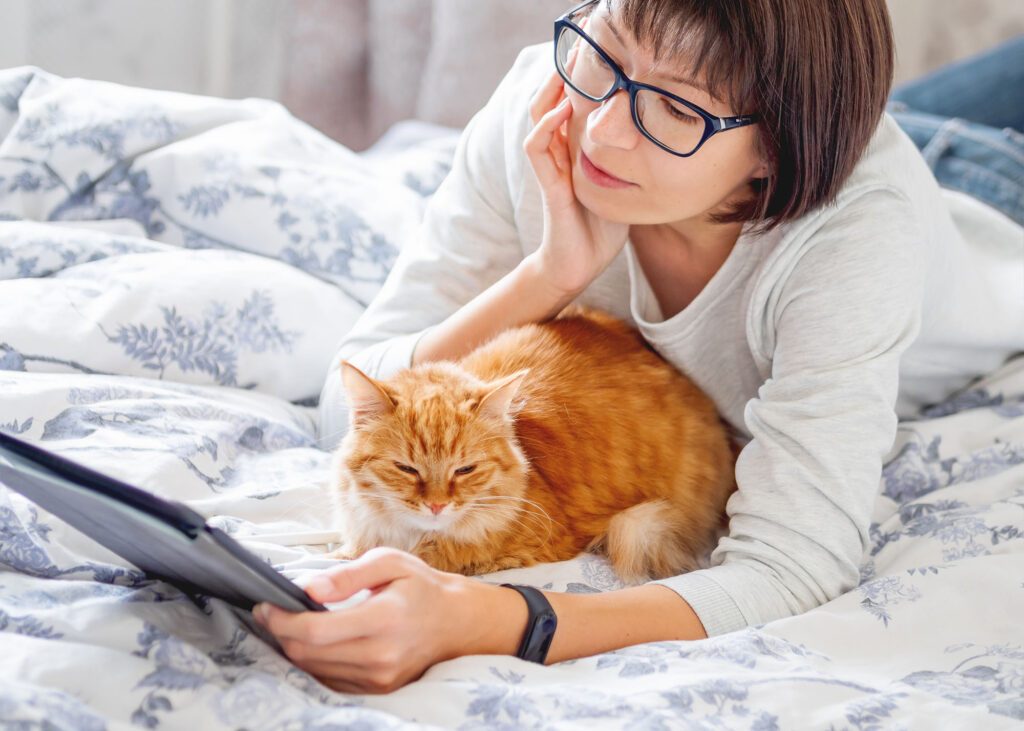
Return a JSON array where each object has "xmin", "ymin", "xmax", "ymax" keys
[
  {"xmin": 462, "ymin": 503, "xmax": 552, "ymax": 544},
  {"xmin": 468, "ymin": 493, "xmax": 557, "ymax": 520},
  {"xmin": 470, "ymin": 495, "xmax": 553, "ymax": 522},
  {"xmin": 469, "ymin": 502, "xmax": 560, "ymax": 544},
  {"xmin": 313, "ymin": 425, "xmax": 355, "ymax": 447},
  {"xmin": 462, "ymin": 498, "xmax": 558, "ymax": 543},
  {"xmin": 464, "ymin": 499, "xmax": 547, "ymax": 529},
  {"xmin": 360, "ymin": 491, "xmax": 413, "ymax": 513},
  {"xmin": 470, "ymin": 494, "xmax": 565, "ymax": 532}
]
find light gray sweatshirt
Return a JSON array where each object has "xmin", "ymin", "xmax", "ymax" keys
[{"xmin": 317, "ymin": 44, "xmax": 1024, "ymax": 636}]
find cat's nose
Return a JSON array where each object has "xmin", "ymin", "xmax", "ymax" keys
[{"xmin": 427, "ymin": 502, "xmax": 448, "ymax": 515}]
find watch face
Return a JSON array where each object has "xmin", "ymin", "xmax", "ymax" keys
[
  {"xmin": 527, "ymin": 610, "xmax": 557, "ymax": 663},
  {"xmin": 501, "ymin": 584, "xmax": 557, "ymax": 663}
]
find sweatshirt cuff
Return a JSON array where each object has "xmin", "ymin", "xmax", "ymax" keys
[
  {"xmin": 647, "ymin": 568, "xmax": 749, "ymax": 637},
  {"xmin": 356, "ymin": 329, "xmax": 429, "ymax": 382}
]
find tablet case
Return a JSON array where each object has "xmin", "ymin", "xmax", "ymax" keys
[{"xmin": 0, "ymin": 430, "xmax": 327, "ymax": 614}]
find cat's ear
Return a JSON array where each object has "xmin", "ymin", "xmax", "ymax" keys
[
  {"xmin": 340, "ymin": 361, "xmax": 395, "ymax": 427},
  {"xmin": 476, "ymin": 369, "xmax": 529, "ymax": 421}
]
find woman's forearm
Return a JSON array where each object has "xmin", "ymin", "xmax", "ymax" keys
[
  {"xmin": 412, "ymin": 253, "xmax": 578, "ymax": 366},
  {"xmin": 453, "ymin": 579, "xmax": 708, "ymax": 664}
]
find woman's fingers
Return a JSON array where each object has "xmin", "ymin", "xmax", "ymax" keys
[
  {"xmin": 308, "ymin": 546, "xmax": 417, "ymax": 602},
  {"xmin": 566, "ymin": 38, "xmax": 579, "ymax": 76},
  {"xmin": 530, "ymin": 33, "xmax": 582, "ymax": 126},
  {"xmin": 529, "ymin": 68, "xmax": 566, "ymax": 125},
  {"xmin": 524, "ymin": 97, "xmax": 573, "ymax": 189},
  {"xmin": 258, "ymin": 595, "xmax": 382, "ymax": 646},
  {"xmin": 296, "ymin": 654, "xmax": 416, "ymax": 695},
  {"xmin": 552, "ymin": 113, "xmax": 572, "ymax": 175},
  {"xmin": 282, "ymin": 634, "xmax": 396, "ymax": 668},
  {"xmin": 527, "ymin": 36, "xmax": 584, "ymax": 187},
  {"xmin": 255, "ymin": 548, "xmax": 423, "ymax": 645}
]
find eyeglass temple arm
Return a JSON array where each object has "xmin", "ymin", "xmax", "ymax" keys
[
  {"xmin": 565, "ymin": 0, "xmax": 600, "ymax": 19},
  {"xmin": 715, "ymin": 115, "xmax": 759, "ymax": 131}
]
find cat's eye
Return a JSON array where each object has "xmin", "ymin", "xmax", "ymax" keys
[
  {"xmin": 454, "ymin": 465, "xmax": 476, "ymax": 476},
  {"xmin": 394, "ymin": 462, "xmax": 420, "ymax": 476}
]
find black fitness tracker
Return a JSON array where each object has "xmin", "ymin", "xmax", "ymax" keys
[{"xmin": 501, "ymin": 583, "xmax": 558, "ymax": 664}]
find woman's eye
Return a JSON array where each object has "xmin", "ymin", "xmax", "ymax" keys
[
  {"xmin": 664, "ymin": 99, "xmax": 700, "ymax": 124},
  {"xmin": 394, "ymin": 462, "xmax": 419, "ymax": 475},
  {"xmin": 454, "ymin": 465, "xmax": 476, "ymax": 476}
]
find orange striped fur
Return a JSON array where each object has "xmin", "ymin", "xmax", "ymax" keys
[{"xmin": 328, "ymin": 306, "xmax": 736, "ymax": 582}]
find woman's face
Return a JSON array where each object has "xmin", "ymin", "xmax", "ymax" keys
[{"xmin": 564, "ymin": 4, "xmax": 769, "ymax": 226}]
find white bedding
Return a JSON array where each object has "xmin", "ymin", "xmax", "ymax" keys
[{"xmin": 1, "ymin": 66, "xmax": 1023, "ymax": 730}]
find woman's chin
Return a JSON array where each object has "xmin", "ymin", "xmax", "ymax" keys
[{"xmin": 571, "ymin": 172, "xmax": 642, "ymax": 224}]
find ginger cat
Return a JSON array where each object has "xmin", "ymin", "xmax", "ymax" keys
[{"xmin": 327, "ymin": 306, "xmax": 736, "ymax": 582}]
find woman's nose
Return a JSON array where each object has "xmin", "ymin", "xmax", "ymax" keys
[{"xmin": 585, "ymin": 90, "xmax": 640, "ymax": 151}]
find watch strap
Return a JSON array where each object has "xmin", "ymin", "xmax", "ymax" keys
[{"xmin": 501, "ymin": 583, "xmax": 558, "ymax": 664}]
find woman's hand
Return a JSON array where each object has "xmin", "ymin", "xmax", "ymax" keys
[
  {"xmin": 252, "ymin": 547, "xmax": 525, "ymax": 694},
  {"xmin": 524, "ymin": 34, "xmax": 630, "ymax": 297}
]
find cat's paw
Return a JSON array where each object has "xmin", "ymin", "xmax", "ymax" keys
[
  {"xmin": 411, "ymin": 541, "xmax": 446, "ymax": 570},
  {"xmin": 412, "ymin": 540, "xmax": 473, "ymax": 574},
  {"xmin": 475, "ymin": 556, "xmax": 530, "ymax": 574}
]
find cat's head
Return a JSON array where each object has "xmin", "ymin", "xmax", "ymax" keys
[{"xmin": 334, "ymin": 360, "xmax": 531, "ymax": 539}]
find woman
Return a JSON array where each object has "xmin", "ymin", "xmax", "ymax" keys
[{"xmin": 256, "ymin": 0, "xmax": 1024, "ymax": 693}]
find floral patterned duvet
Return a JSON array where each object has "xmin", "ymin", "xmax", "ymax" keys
[{"xmin": 1, "ymin": 66, "xmax": 1022, "ymax": 730}]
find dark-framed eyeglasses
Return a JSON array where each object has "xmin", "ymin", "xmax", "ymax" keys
[{"xmin": 554, "ymin": 0, "xmax": 759, "ymax": 157}]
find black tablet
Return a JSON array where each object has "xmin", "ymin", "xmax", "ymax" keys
[{"xmin": 0, "ymin": 430, "xmax": 327, "ymax": 614}]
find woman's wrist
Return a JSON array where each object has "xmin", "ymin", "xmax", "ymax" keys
[
  {"xmin": 444, "ymin": 575, "xmax": 529, "ymax": 659},
  {"xmin": 520, "ymin": 251, "xmax": 590, "ymax": 311}
]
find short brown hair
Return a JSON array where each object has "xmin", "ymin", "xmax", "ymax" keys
[{"xmin": 615, "ymin": 0, "xmax": 895, "ymax": 231}]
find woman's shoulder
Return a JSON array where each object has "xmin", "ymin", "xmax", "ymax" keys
[
  {"xmin": 483, "ymin": 42, "xmax": 554, "ymax": 148},
  {"xmin": 763, "ymin": 113, "xmax": 942, "ymax": 241},
  {"xmin": 757, "ymin": 113, "xmax": 941, "ymax": 271},
  {"xmin": 836, "ymin": 112, "xmax": 946, "ymax": 207},
  {"xmin": 744, "ymin": 121, "xmax": 934, "ymax": 334},
  {"xmin": 442, "ymin": 42, "xmax": 551, "ymax": 232},
  {"xmin": 463, "ymin": 42, "xmax": 552, "ymax": 239},
  {"xmin": 460, "ymin": 42, "xmax": 551, "ymax": 160}
]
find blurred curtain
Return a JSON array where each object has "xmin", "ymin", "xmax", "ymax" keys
[
  {"xmin": 280, "ymin": 0, "xmax": 565, "ymax": 149},
  {"xmin": 0, "ymin": 0, "xmax": 1020, "ymax": 151}
]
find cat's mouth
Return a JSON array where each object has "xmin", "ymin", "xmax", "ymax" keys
[{"xmin": 405, "ymin": 510, "xmax": 460, "ymax": 532}]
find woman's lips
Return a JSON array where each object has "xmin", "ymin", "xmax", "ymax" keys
[{"xmin": 580, "ymin": 150, "xmax": 636, "ymax": 189}]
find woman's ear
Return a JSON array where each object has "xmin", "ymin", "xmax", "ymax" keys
[{"xmin": 751, "ymin": 152, "xmax": 772, "ymax": 180}]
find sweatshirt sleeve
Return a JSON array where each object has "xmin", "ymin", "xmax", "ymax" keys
[
  {"xmin": 316, "ymin": 48, "xmax": 546, "ymax": 449},
  {"xmin": 649, "ymin": 190, "xmax": 927, "ymax": 636}
]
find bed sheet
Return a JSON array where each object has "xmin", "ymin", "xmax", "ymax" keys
[{"xmin": 1, "ymin": 66, "xmax": 1023, "ymax": 730}]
